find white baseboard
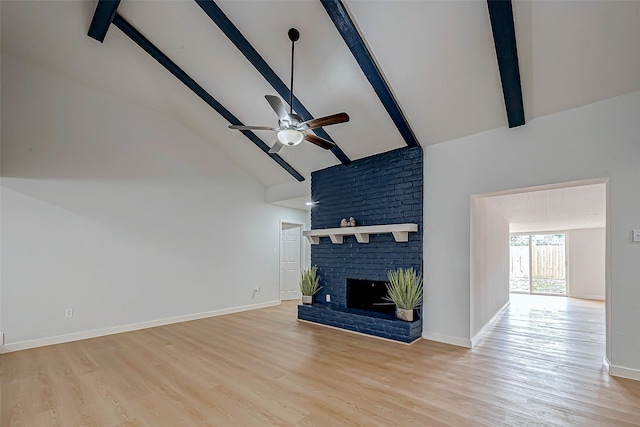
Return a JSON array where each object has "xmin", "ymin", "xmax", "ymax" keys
[
  {"xmin": 422, "ymin": 331, "xmax": 472, "ymax": 348},
  {"xmin": 0, "ymin": 300, "xmax": 280, "ymax": 354},
  {"xmin": 603, "ymin": 356, "xmax": 640, "ymax": 381},
  {"xmin": 470, "ymin": 300, "xmax": 511, "ymax": 347},
  {"xmin": 422, "ymin": 301, "xmax": 511, "ymax": 349},
  {"xmin": 568, "ymin": 294, "xmax": 605, "ymax": 301}
]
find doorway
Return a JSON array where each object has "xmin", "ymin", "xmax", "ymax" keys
[
  {"xmin": 510, "ymin": 233, "xmax": 567, "ymax": 295},
  {"xmin": 280, "ymin": 222, "xmax": 302, "ymax": 301},
  {"xmin": 470, "ymin": 178, "xmax": 607, "ymax": 356}
]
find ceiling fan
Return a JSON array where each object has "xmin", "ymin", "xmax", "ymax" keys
[{"xmin": 229, "ymin": 28, "xmax": 349, "ymax": 154}]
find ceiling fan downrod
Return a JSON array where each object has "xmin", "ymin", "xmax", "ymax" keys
[{"xmin": 288, "ymin": 28, "xmax": 299, "ymax": 116}]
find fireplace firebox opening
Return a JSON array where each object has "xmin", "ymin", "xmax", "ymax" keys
[{"xmin": 346, "ymin": 278, "xmax": 395, "ymax": 314}]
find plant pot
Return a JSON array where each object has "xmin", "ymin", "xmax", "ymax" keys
[
  {"xmin": 302, "ymin": 295, "xmax": 313, "ymax": 305},
  {"xmin": 396, "ymin": 308, "xmax": 414, "ymax": 322}
]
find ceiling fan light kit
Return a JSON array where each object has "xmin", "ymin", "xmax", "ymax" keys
[
  {"xmin": 228, "ymin": 28, "xmax": 349, "ymax": 153},
  {"xmin": 277, "ymin": 129, "xmax": 304, "ymax": 146}
]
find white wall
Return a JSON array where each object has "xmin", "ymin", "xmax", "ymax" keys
[
  {"xmin": 0, "ymin": 55, "xmax": 309, "ymax": 348},
  {"xmin": 470, "ymin": 197, "xmax": 510, "ymax": 341},
  {"xmin": 569, "ymin": 228, "xmax": 606, "ymax": 300},
  {"xmin": 424, "ymin": 90, "xmax": 640, "ymax": 374}
]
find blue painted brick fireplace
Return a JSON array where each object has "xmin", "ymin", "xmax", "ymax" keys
[{"xmin": 297, "ymin": 146, "xmax": 423, "ymax": 343}]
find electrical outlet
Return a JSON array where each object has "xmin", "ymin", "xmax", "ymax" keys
[
  {"xmin": 325, "ymin": 294, "xmax": 331, "ymax": 302},
  {"xmin": 633, "ymin": 229, "xmax": 640, "ymax": 242},
  {"xmin": 65, "ymin": 308, "xmax": 73, "ymax": 318}
]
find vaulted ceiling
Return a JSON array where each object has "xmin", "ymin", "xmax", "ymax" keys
[{"xmin": 2, "ymin": 1, "xmax": 639, "ymax": 187}]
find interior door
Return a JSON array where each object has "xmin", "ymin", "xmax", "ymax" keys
[{"xmin": 280, "ymin": 226, "xmax": 301, "ymax": 300}]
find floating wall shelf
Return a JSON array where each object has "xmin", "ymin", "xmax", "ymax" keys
[{"xmin": 303, "ymin": 223, "xmax": 418, "ymax": 244}]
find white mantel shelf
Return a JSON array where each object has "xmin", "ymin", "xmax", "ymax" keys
[{"xmin": 303, "ymin": 223, "xmax": 418, "ymax": 244}]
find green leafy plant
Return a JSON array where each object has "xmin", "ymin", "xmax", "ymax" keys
[
  {"xmin": 300, "ymin": 266, "xmax": 322, "ymax": 296},
  {"xmin": 385, "ymin": 267, "xmax": 423, "ymax": 310}
]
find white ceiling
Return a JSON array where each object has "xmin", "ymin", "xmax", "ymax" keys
[
  {"xmin": 2, "ymin": 1, "xmax": 639, "ymax": 187},
  {"xmin": 270, "ymin": 196, "xmax": 314, "ymax": 212},
  {"xmin": 486, "ymin": 183, "xmax": 606, "ymax": 233}
]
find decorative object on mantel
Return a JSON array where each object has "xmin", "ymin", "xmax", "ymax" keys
[
  {"xmin": 385, "ymin": 267, "xmax": 423, "ymax": 322},
  {"xmin": 300, "ymin": 266, "xmax": 322, "ymax": 305},
  {"xmin": 340, "ymin": 217, "xmax": 357, "ymax": 227},
  {"xmin": 303, "ymin": 223, "xmax": 418, "ymax": 244}
]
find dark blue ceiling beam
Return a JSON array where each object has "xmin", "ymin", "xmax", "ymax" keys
[
  {"xmin": 87, "ymin": 0, "xmax": 121, "ymax": 42},
  {"xmin": 487, "ymin": 0, "xmax": 525, "ymax": 128},
  {"xmin": 110, "ymin": 13, "xmax": 304, "ymax": 182},
  {"xmin": 195, "ymin": 0, "xmax": 351, "ymax": 165},
  {"xmin": 321, "ymin": 0, "xmax": 420, "ymax": 148}
]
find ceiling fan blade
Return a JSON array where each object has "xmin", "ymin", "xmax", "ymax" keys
[
  {"xmin": 229, "ymin": 125, "xmax": 276, "ymax": 131},
  {"xmin": 300, "ymin": 112, "xmax": 349, "ymax": 130},
  {"xmin": 303, "ymin": 132, "xmax": 336, "ymax": 150},
  {"xmin": 265, "ymin": 95, "xmax": 290, "ymax": 121},
  {"xmin": 268, "ymin": 140, "xmax": 285, "ymax": 154}
]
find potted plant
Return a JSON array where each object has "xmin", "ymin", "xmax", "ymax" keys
[
  {"xmin": 300, "ymin": 266, "xmax": 322, "ymax": 305},
  {"xmin": 385, "ymin": 267, "xmax": 423, "ymax": 321}
]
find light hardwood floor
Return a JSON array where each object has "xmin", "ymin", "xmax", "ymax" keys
[{"xmin": 2, "ymin": 295, "xmax": 639, "ymax": 426}]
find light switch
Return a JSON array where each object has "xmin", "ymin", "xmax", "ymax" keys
[{"xmin": 633, "ymin": 229, "xmax": 640, "ymax": 242}]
